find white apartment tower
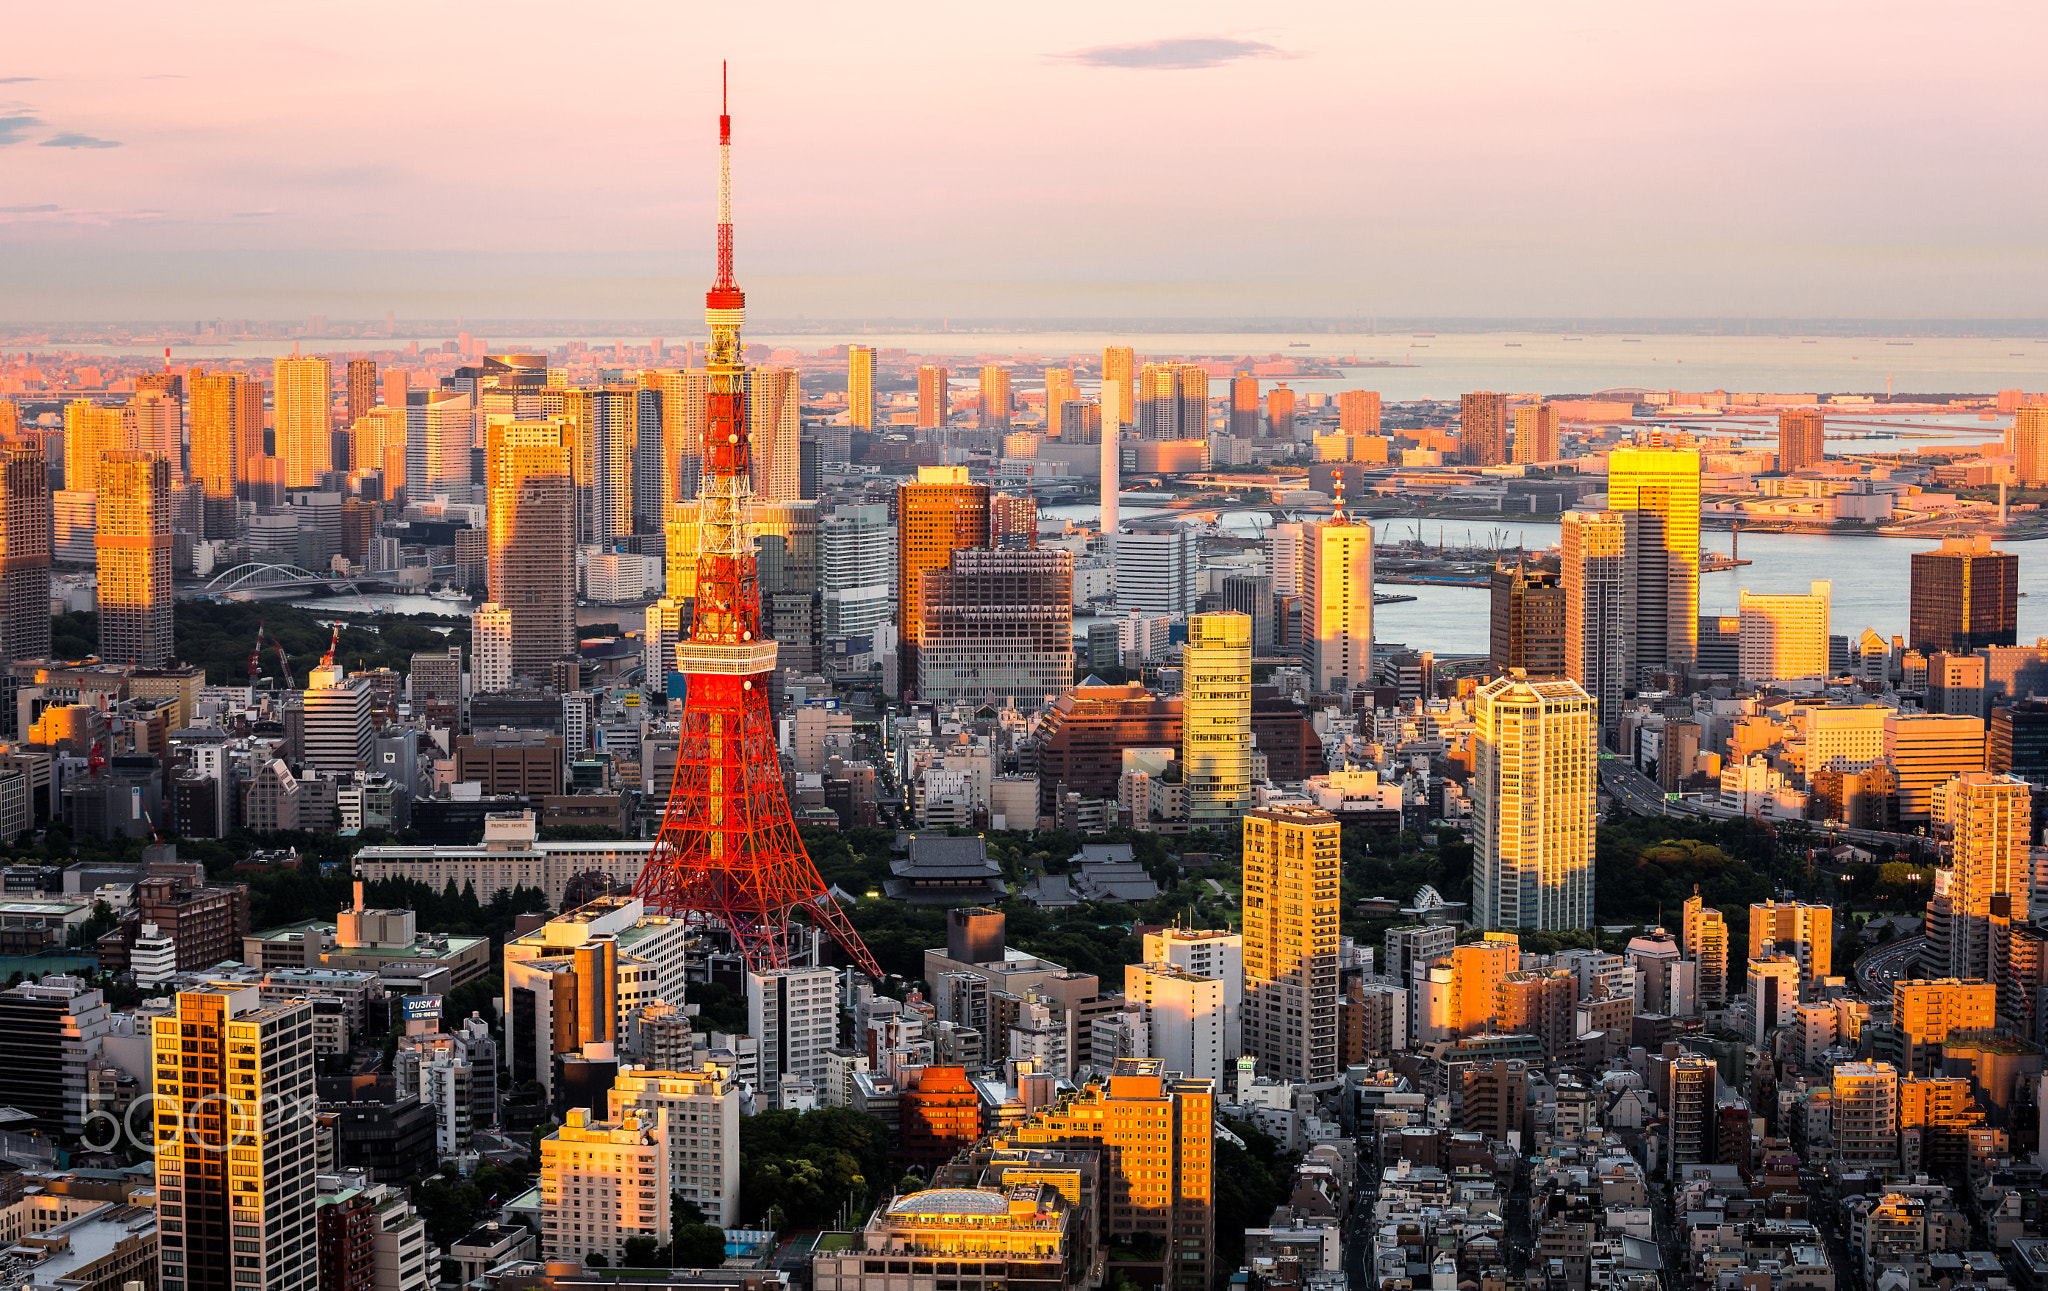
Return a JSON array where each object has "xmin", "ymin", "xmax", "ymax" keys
[
  {"xmin": 1142, "ymin": 927, "xmax": 1244, "ymax": 1058},
  {"xmin": 609, "ymin": 1063, "xmax": 743, "ymax": 1227},
  {"xmin": 1561, "ymin": 508, "xmax": 1633, "ymax": 750},
  {"xmin": 1471, "ymin": 674, "xmax": 1597, "ymax": 930},
  {"xmin": 472, "ymin": 602, "xmax": 512, "ymax": 695},
  {"xmin": 746, "ymin": 967, "xmax": 837, "ymax": 1103}
]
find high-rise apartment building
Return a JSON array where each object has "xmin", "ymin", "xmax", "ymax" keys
[
  {"xmin": 979, "ymin": 366, "xmax": 1011, "ymax": 429},
  {"xmin": 189, "ymin": 370, "xmax": 261, "ymax": 536},
  {"xmin": 1229, "ymin": 373, "xmax": 1260, "ymax": 438},
  {"xmin": 1126, "ymin": 962, "xmax": 1228, "ymax": 1079},
  {"xmin": 1184, "ymin": 613, "xmax": 1252, "ymax": 823},
  {"xmin": 1830, "ymin": 1061, "xmax": 1899, "ymax": 1162},
  {"xmin": 1748, "ymin": 900, "xmax": 1833, "ymax": 996},
  {"xmin": 1472, "ymin": 675, "xmax": 1597, "ymax": 930},
  {"xmin": 1890, "ymin": 979, "xmax": 1997, "ymax": 1076},
  {"xmin": 1607, "ymin": 447, "xmax": 1701, "ymax": 674},
  {"xmin": 608, "ymin": 1064, "xmax": 742, "ymax": 1227},
  {"xmin": 304, "ymin": 658, "xmax": 372, "ymax": 775},
  {"xmin": 1339, "ymin": 389, "xmax": 1381, "ymax": 437},
  {"xmin": 63, "ymin": 400, "xmax": 125, "ymax": 493},
  {"xmin": 274, "ymin": 355, "xmax": 333, "ymax": 486},
  {"xmin": 1931, "ymin": 771, "xmax": 2032, "ymax": 981},
  {"xmin": 96, "ymin": 450, "xmax": 173, "ymax": 668},
  {"xmin": 1303, "ymin": 511, "xmax": 1372, "ymax": 692},
  {"xmin": 1490, "ymin": 562, "xmax": 1565, "ymax": 678},
  {"xmin": 821, "ymin": 502, "xmax": 895, "ymax": 637},
  {"xmin": 989, "ymin": 492, "xmax": 1038, "ymax": 548},
  {"xmin": 539, "ymin": 1108, "xmax": 669, "ymax": 1267},
  {"xmin": 1044, "ymin": 369, "xmax": 1078, "ymax": 437},
  {"xmin": 153, "ymin": 984, "xmax": 319, "ymax": 1291},
  {"xmin": 917, "ymin": 366, "xmax": 950, "ymax": 430},
  {"xmin": 562, "ymin": 386, "xmax": 637, "ymax": 547},
  {"xmin": 486, "ymin": 418, "xmax": 577, "ymax": 680},
  {"xmin": 1681, "ymin": 888, "xmax": 1729, "ymax": 1008},
  {"xmin": 915, "ymin": 548, "xmax": 1073, "ymax": 705},
  {"xmin": 1512, "ymin": 403, "xmax": 1559, "ymax": 464},
  {"xmin": 0, "ymin": 440, "xmax": 50, "ymax": 666},
  {"xmin": 896, "ymin": 465, "xmax": 989, "ymax": 694},
  {"xmin": 1118, "ymin": 523, "xmax": 1197, "ymax": 615},
  {"xmin": 1884, "ymin": 713, "xmax": 1986, "ymax": 822},
  {"xmin": 471, "ymin": 603, "xmax": 513, "ymax": 695},
  {"xmin": 1137, "ymin": 363, "xmax": 1208, "ymax": 440},
  {"xmin": 748, "ymin": 367, "xmax": 804, "ymax": 502},
  {"xmin": 1141, "ymin": 928, "xmax": 1243, "ymax": 1057},
  {"xmin": 747, "ymin": 966, "xmax": 837, "ymax": 1101},
  {"xmin": 1561, "ymin": 509, "xmax": 1632, "ymax": 749},
  {"xmin": 1739, "ymin": 581, "xmax": 1832, "ymax": 681},
  {"xmin": 1746, "ymin": 954, "xmax": 1801, "ymax": 1045},
  {"xmin": 405, "ymin": 389, "xmax": 477, "ymax": 503},
  {"xmin": 345, "ymin": 358, "xmax": 377, "ymax": 425},
  {"xmin": 1267, "ymin": 385, "xmax": 1296, "ymax": 439},
  {"xmin": 848, "ymin": 345, "xmax": 875, "ymax": 433},
  {"xmin": 1778, "ymin": 410, "xmax": 1826, "ymax": 473},
  {"xmin": 1665, "ymin": 1053, "xmax": 1716, "ymax": 1167},
  {"xmin": 1241, "ymin": 807, "xmax": 1340, "ymax": 1085},
  {"xmin": 2012, "ymin": 403, "xmax": 2048, "ymax": 484},
  {"xmin": 1461, "ymin": 391, "xmax": 1508, "ymax": 465},
  {"xmin": 1101, "ymin": 346, "xmax": 1135, "ymax": 426},
  {"xmin": 132, "ymin": 390, "xmax": 182, "ymax": 476},
  {"xmin": 1909, "ymin": 534, "xmax": 2018, "ymax": 654},
  {"xmin": 1449, "ymin": 934, "xmax": 1520, "ymax": 1035}
]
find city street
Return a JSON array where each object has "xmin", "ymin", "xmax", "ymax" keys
[{"xmin": 1853, "ymin": 935, "xmax": 1927, "ymax": 999}]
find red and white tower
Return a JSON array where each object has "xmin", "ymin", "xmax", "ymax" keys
[{"xmin": 633, "ymin": 69, "xmax": 882, "ymax": 979}]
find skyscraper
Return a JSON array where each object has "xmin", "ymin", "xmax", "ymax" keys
[
  {"xmin": 274, "ymin": 354, "xmax": 333, "ymax": 486},
  {"xmin": 131, "ymin": 390, "xmax": 182, "ymax": 477},
  {"xmin": 346, "ymin": 358, "xmax": 377, "ymax": 424},
  {"xmin": 1303, "ymin": 508, "xmax": 1372, "ymax": 692},
  {"xmin": 1267, "ymin": 384, "xmax": 1296, "ymax": 440},
  {"xmin": 1229, "ymin": 373, "xmax": 1260, "ymax": 438},
  {"xmin": 153, "ymin": 984, "xmax": 318, "ymax": 1291},
  {"xmin": 1778, "ymin": 409, "xmax": 1826, "ymax": 473},
  {"xmin": 1931, "ymin": 771, "xmax": 2032, "ymax": 981},
  {"xmin": 1461, "ymin": 391, "xmax": 1507, "ymax": 466},
  {"xmin": 304, "ymin": 651, "xmax": 372, "ymax": 775},
  {"xmin": 1241, "ymin": 806, "xmax": 1340, "ymax": 1085},
  {"xmin": 979, "ymin": 365, "xmax": 1011, "ymax": 430},
  {"xmin": 1338, "ymin": 389, "xmax": 1381, "ymax": 437},
  {"xmin": 896, "ymin": 465, "xmax": 990, "ymax": 694},
  {"xmin": 485, "ymin": 418, "xmax": 577, "ymax": 680},
  {"xmin": 95, "ymin": 450, "xmax": 172, "ymax": 668},
  {"xmin": 1137, "ymin": 363, "xmax": 1207, "ymax": 440},
  {"xmin": 472, "ymin": 602, "xmax": 512, "ymax": 694},
  {"xmin": 748, "ymin": 367, "xmax": 803, "ymax": 502},
  {"xmin": 848, "ymin": 345, "xmax": 875, "ymax": 432},
  {"xmin": 1512, "ymin": 403, "xmax": 1558, "ymax": 464},
  {"xmin": 407, "ymin": 389, "xmax": 476, "ymax": 502},
  {"xmin": 1910, "ymin": 533, "xmax": 2018, "ymax": 654},
  {"xmin": 1607, "ymin": 446, "xmax": 1701, "ymax": 675},
  {"xmin": 2013, "ymin": 404, "xmax": 2048, "ymax": 484},
  {"xmin": 1681, "ymin": 889, "xmax": 1729, "ymax": 1008},
  {"xmin": 917, "ymin": 365, "xmax": 950, "ymax": 430},
  {"xmin": 1471, "ymin": 675, "xmax": 1597, "ymax": 930},
  {"xmin": 1739, "ymin": 581, "xmax": 1832, "ymax": 681},
  {"xmin": 1747, "ymin": 900, "xmax": 1833, "ymax": 996},
  {"xmin": 562, "ymin": 386, "xmax": 638, "ymax": 547},
  {"xmin": 1044, "ymin": 368, "xmax": 1078, "ymax": 437},
  {"xmin": 1490, "ymin": 562, "xmax": 1565, "ymax": 679},
  {"xmin": 1101, "ymin": 346, "xmax": 1135, "ymax": 425},
  {"xmin": 63, "ymin": 400, "xmax": 124, "ymax": 493},
  {"xmin": 1184, "ymin": 612, "xmax": 1252, "ymax": 823},
  {"xmin": 1117, "ymin": 523, "xmax": 1196, "ymax": 615},
  {"xmin": 0, "ymin": 439, "xmax": 51, "ymax": 666},
  {"xmin": 915, "ymin": 548, "xmax": 1073, "ymax": 705},
  {"xmin": 821, "ymin": 502, "xmax": 895, "ymax": 637},
  {"xmin": 188, "ymin": 371, "xmax": 255, "ymax": 538}
]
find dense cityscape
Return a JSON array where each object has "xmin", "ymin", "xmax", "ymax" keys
[{"xmin": 4, "ymin": 25, "xmax": 2048, "ymax": 1291}]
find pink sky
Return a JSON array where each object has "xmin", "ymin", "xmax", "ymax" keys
[{"xmin": 4, "ymin": 0, "xmax": 2045, "ymax": 320}]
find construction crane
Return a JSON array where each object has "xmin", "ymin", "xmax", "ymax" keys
[
  {"xmin": 248, "ymin": 620, "xmax": 267, "ymax": 684},
  {"xmin": 267, "ymin": 630, "xmax": 294, "ymax": 689},
  {"xmin": 319, "ymin": 620, "xmax": 342, "ymax": 669},
  {"xmin": 87, "ymin": 740, "xmax": 106, "ymax": 776}
]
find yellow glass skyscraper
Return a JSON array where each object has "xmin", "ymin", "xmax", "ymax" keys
[
  {"xmin": 848, "ymin": 345, "xmax": 875, "ymax": 432},
  {"xmin": 189, "ymin": 369, "xmax": 261, "ymax": 537},
  {"xmin": 62, "ymin": 400, "xmax": 126, "ymax": 493},
  {"xmin": 1184, "ymin": 612, "xmax": 1252, "ymax": 823},
  {"xmin": 1242, "ymin": 806, "xmax": 1340, "ymax": 1084},
  {"xmin": 1101, "ymin": 346, "xmax": 1135, "ymax": 425},
  {"xmin": 1471, "ymin": 674, "xmax": 1597, "ymax": 930},
  {"xmin": 95, "ymin": 450, "xmax": 173, "ymax": 668},
  {"xmin": 1607, "ymin": 446, "xmax": 1701, "ymax": 673},
  {"xmin": 486, "ymin": 418, "xmax": 577, "ymax": 680},
  {"xmin": 274, "ymin": 354, "xmax": 333, "ymax": 486},
  {"xmin": 1303, "ymin": 510, "xmax": 1372, "ymax": 693}
]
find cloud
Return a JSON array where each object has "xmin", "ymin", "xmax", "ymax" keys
[
  {"xmin": 1059, "ymin": 37, "xmax": 1288, "ymax": 70},
  {"xmin": 0, "ymin": 114, "xmax": 43, "ymax": 145},
  {"xmin": 0, "ymin": 78, "xmax": 38, "ymax": 85},
  {"xmin": 232, "ymin": 208, "xmax": 278, "ymax": 218},
  {"xmin": 40, "ymin": 132, "xmax": 121, "ymax": 149},
  {"xmin": 0, "ymin": 204, "xmax": 59, "ymax": 213}
]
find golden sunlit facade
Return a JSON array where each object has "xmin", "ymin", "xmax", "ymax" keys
[
  {"xmin": 1472, "ymin": 674, "xmax": 1596, "ymax": 931},
  {"xmin": 0, "ymin": 439, "xmax": 51, "ymax": 666},
  {"xmin": 979, "ymin": 365, "xmax": 1011, "ymax": 430},
  {"xmin": 1607, "ymin": 446, "xmax": 1701, "ymax": 672},
  {"xmin": 273, "ymin": 355, "xmax": 333, "ymax": 486},
  {"xmin": 63, "ymin": 400, "xmax": 126, "ymax": 493},
  {"xmin": 189, "ymin": 369, "xmax": 261, "ymax": 537},
  {"xmin": 1932, "ymin": 771, "xmax": 2033, "ymax": 981},
  {"xmin": 896, "ymin": 465, "xmax": 989, "ymax": 695},
  {"xmin": 1242, "ymin": 807, "xmax": 1340, "ymax": 1084},
  {"xmin": 918, "ymin": 365, "xmax": 950, "ymax": 430},
  {"xmin": 540, "ymin": 1108, "xmax": 669, "ymax": 1267},
  {"xmin": 1183, "ymin": 612, "xmax": 1252, "ymax": 823},
  {"xmin": 1738, "ymin": 581, "xmax": 1831, "ymax": 681},
  {"xmin": 1304, "ymin": 512, "xmax": 1372, "ymax": 692},
  {"xmin": 848, "ymin": 344, "xmax": 875, "ymax": 432},
  {"xmin": 1891, "ymin": 978, "xmax": 1997, "ymax": 1076},
  {"xmin": 1101, "ymin": 346, "xmax": 1135, "ymax": 425},
  {"xmin": 486, "ymin": 417, "xmax": 576, "ymax": 679},
  {"xmin": 96, "ymin": 449, "xmax": 173, "ymax": 667},
  {"xmin": 1512, "ymin": 402, "xmax": 1558, "ymax": 464}
]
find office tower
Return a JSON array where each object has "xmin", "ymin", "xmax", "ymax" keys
[
  {"xmin": 1827, "ymin": 1061, "xmax": 1899, "ymax": 1162},
  {"xmin": 1043, "ymin": 368, "xmax": 1078, "ymax": 436},
  {"xmin": 1267, "ymin": 384, "xmax": 1297, "ymax": 440},
  {"xmin": 1471, "ymin": 675, "xmax": 1597, "ymax": 931},
  {"xmin": 915, "ymin": 548, "xmax": 1073, "ymax": 704},
  {"xmin": 0, "ymin": 976, "xmax": 108, "ymax": 1135},
  {"xmin": 131, "ymin": 390, "xmax": 182, "ymax": 477},
  {"xmin": 748, "ymin": 366, "xmax": 803, "ymax": 502},
  {"xmin": 608, "ymin": 1064, "xmax": 741, "ymax": 1227},
  {"xmin": 382, "ymin": 366, "xmax": 407, "ymax": 413},
  {"xmin": 1229, "ymin": 372, "xmax": 1259, "ymax": 437},
  {"xmin": 189, "ymin": 370, "xmax": 259, "ymax": 536},
  {"xmin": 1665, "ymin": 1054, "xmax": 1716, "ymax": 1168},
  {"xmin": 1221, "ymin": 574, "xmax": 1275, "ymax": 656},
  {"xmin": 1682, "ymin": 889, "xmax": 1729, "ymax": 1008},
  {"xmin": 848, "ymin": 344, "xmax": 875, "ymax": 432},
  {"xmin": 486, "ymin": 418, "xmax": 577, "ymax": 680},
  {"xmin": 978, "ymin": 365, "xmax": 1011, "ymax": 430},
  {"xmin": 1056, "ymin": 398, "xmax": 1100, "ymax": 446},
  {"xmin": 1265, "ymin": 521, "xmax": 1305, "ymax": 597},
  {"xmin": 1099, "ymin": 381, "xmax": 1122, "ymax": 557},
  {"xmin": 2013, "ymin": 403, "xmax": 2048, "ymax": 484},
  {"xmin": 1101, "ymin": 346, "xmax": 1135, "ymax": 424},
  {"xmin": 917, "ymin": 365, "xmax": 950, "ymax": 430},
  {"xmin": 1333, "ymin": 389, "xmax": 1378, "ymax": 439},
  {"xmin": 0, "ymin": 441, "xmax": 50, "ymax": 666},
  {"xmin": 1777, "ymin": 409, "xmax": 1826, "ymax": 472},
  {"xmin": 989, "ymin": 492, "xmax": 1038, "ymax": 548},
  {"xmin": 1241, "ymin": 806, "xmax": 1340, "ymax": 1084},
  {"xmin": 1739, "ymin": 581, "xmax": 1832, "ymax": 681},
  {"xmin": 63, "ymin": 400, "xmax": 125, "ymax": 492},
  {"xmin": 154, "ymin": 983, "xmax": 317, "ymax": 1291},
  {"xmin": 1512, "ymin": 403, "xmax": 1559, "ymax": 464},
  {"xmin": 406, "ymin": 388, "xmax": 477, "ymax": 502},
  {"xmin": 896, "ymin": 465, "xmax": 990, "ymax": 694},
  {"xmin": 1489, "ymin": 562, "xmax": 1565, "ymax": 678},
  {"xmin": 1932, "ymin": 772, "xmax": 2032, "ymax": 981},
  {"xmin": 1989, "ymin": 700, "xmax": 2048, "ymax": 782},
  {"xmin": 95, "ymin": 451, "xmax": 172, "ymax": 668},
  {"xmin": 820, "ymin": 502, "xmax": 894, "ymax": 637},
  {"xmin": 1561, "ymin": 509, "xmax": 1631, "ymax": 748},
  {"xmin": 1118, "ymin": 523, "xmax": 1196, "ymax": 615},
  {"xmin": 562, "ymin": 386, "xmax": 637, "ymax": 546},
  {"xmin": 1891, "ymin": 979, "xmax": 1997, "ymax": 1076},
  {"xmin": 1608, "ymin": 447, "xmax": 1701, "ymax": 674},
  {"xmin": 747, "ymin": 966, "xmax": 837, "ymax": 1100},
  {"xmin": 1183, "ymin": 613, "xmax": 1253, "ymax": 823},
  {"xmin": 1137, "ymin": 363, "xmax": 1208, "ymax": 440},
  {"xmin": 1303, "ymin": 508, "xmax": 1372, "ymax": 692},
  {"xmin": 345, "ymin": 358, "xmax": 377, "ymax": 424},
  {"xmin": 1910, "ymin": 534, "xmax": 2018, "ymax": 653},
  {"xmin": 1142, "ymin": 928, "xmax": 1243, "ymax": 1057},
  {"xmin": 1126, "ymin": 962, "xmax": 1227, "ymax": 1078},
  {"xmin": 1461, "ymin": 391, "xmax": 1507, "ymax": 465},
  {"xmin": 1748, "ymin": 900, "xmax": 1833, "ymax": 996},
  {"xmin": 274, "ymin": 354, "xmax": 333, "ymax": 486},
  {"xmin": 472, "ymin": 602, "xmax": 513, "ymax": 694},
  {"xmin": 1884, "ymin": 713, "xmax": 1986, "ymax": 822},
  {"xmin": 304, "ymin": 653, "xmax": 372, "ymax": 775},
  {"xmin": 349, "ymin": 405, "xmax": 406, "ymax": 501},
  {"xmin": 540, "ymin": 1108, "xmax": 669, "ymax": 1267}
]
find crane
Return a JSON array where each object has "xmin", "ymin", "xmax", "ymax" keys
[
  {"xmin": 248, "ymin": 620, "xmax": 266, "ymax": 684},
  {"xmin": 267, "ymin": 630, "xmax": 294, "ymax": 689},
  {"xmin": 319, "ymin": 620, "xmax": 342, "ymax": 670}
]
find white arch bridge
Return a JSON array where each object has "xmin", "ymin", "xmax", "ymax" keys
[{"xmin": 201, "ymin": 562, "xmax": 366, "ymax": 594}]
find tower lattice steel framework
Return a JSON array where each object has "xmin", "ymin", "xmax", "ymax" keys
[{"xmin": 632, "ymin": 68, "xmax": 883, "ymax": 979}]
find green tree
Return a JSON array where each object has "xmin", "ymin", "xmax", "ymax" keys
[
  {"xmin": 622, "ymin": 1236, "xmax": 663, "ymax": 1268},
  {"xmin": 672, "ymin": 1223, "xmax": 728, "ymax": 1268}
]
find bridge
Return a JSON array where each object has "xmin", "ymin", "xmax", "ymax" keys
[{"xmin": 201, "ymin": 562, "xmax": 365, "ymax": 594}]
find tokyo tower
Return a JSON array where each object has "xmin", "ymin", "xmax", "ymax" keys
[{"xmin": 632, "ymin": 67, "xmax": 883, "ymax": 980}]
